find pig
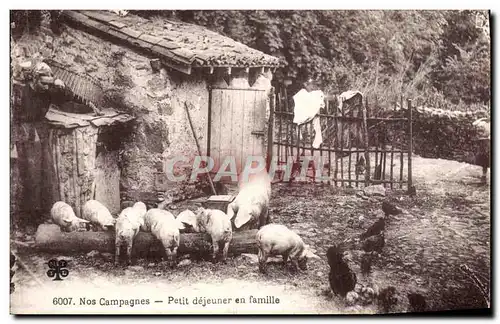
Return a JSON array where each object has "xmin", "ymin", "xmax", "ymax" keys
[
  {"xmin": 143, "ymin": 209, "xmax": 184, "ymax": 267},
  {"xmin": 114, "ymin": 207, "xmax": 144, "ymax": 266},
  {"xmin": 132, "ymin": 201, "xmax": 147, "ymax": 219},
  {"xmin": 227, "ymin": 171, "xmax": 272, "ymax": 230},
  {"xmin": 50, "ymin": 201, "xmax": 89, "ymax": 232},
  {"xmin": 193, "ymin": 207, "xmax": 233, "ymax": 263},
  {"xmin": 81, "ymin": 200, "xmax": 116, "ymax": 232},
  {"xmin": 256, "ymin": 224, "xmax": 318, "ymax": 273},
  {"xmin": 176, "ymin": 209, "xmax": 197, "ymax": 233}
]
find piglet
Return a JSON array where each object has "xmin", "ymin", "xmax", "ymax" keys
[
  {"xmin": 194, "ymin": 207, "xmax": 233, "ymax": 263},
  {"xmin": 50, "ymin": 201, "xmax": 89, "ymax": 232},
  {"xmin": 114, "ymin": 207, "xmax": 143, "ymax": 266},
  {"xmin": 256, "ymin": 224, "xmax": 317, "ymax": 273},
  {"xmin": 143, "ymin": 209, "xmax": 184, "ymax": 267},
  {"xmin": 81, "ymin": 200, "xmax": 116, "ymax": 231}
]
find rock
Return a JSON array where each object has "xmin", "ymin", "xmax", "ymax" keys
[
  {"xmin": 354, "ymin": 283, "xmax": 362, "ymax": 293},
  {"xmin": 316, "ymin": 271, "xmax": 323, "ymax": 277},
  {"xmin": 25, "ymin": 235, "xmax": 33, "ymax": 241},
  {"xmin": 364, "ymin": 185, "xmax": 386, "ymax": 197},
  {"xmin": 346, "ymin": 291, "xmax": 359, "ymax": 305},
  {"xmin": 154, "ymin": 272, "xmax": 162, "ymax": 276},
  {"xmin": 237, "ymin": 264, "xmax": 247, "ymax": 270},
  {"xmin": 148, "ymin": 263, "xmax": 156, "ymax": 267},
  {"xmin": 178, "ymin": 259, "xmax": 191, "ymax": 267},
  {"xmin": 241, "ymin": 253, "xmax": 259, "ymax": 264},
  {"xmin": 128, "ymin": 265, "xmax": 144, "ymax": 271},
  {"xmin": 358, "ymin": 215, "xmax": 365, "ymax": 223},
  {"xmin": 86, "ymin": 250, "xmax": 100, "ymax": 258}
]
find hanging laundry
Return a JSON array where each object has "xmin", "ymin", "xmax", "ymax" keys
[
  {"xmin": 293, "ymin": 89, "xmax": 325, "ymax": 148},
  {"xmin": 338, "ymin": 90, "xmax": 363, "ymax": 114}
]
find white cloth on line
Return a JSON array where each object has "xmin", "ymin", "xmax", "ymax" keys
[{"xmin": 293, "ymin": 89, "xmax": 325, "ymax": 149}]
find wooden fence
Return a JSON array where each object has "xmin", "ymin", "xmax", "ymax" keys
[{"xmin": 270, "ymin": 86, "xmax": 413, "ymax": 190}]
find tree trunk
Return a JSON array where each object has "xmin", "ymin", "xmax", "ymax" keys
[{"xmin": 34, "ymin": 224, "xmax": 258, "ymax": 257}]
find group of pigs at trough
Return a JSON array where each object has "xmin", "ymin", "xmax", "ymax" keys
[{"xmin": 50, "ymin": 173, "xmax": 316, "ymax": 274}]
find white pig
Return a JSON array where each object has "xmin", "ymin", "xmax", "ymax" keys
[
  {"xmin": 227, "ymin": 171, "xmax": 272, "ymax": 230},
  {"xmin": 114, "ymin": 207, "xmax": 144, "ymax": 266},
  {"xmin": 50, "ymin": 201, "xmax": 89, "ymax": 232},
  {"xmin": 256, "ymin": 224, "xmax": 318, "ymax": 273},
  {"xmin": 132, "ymin": 201, "xmax": 147, "ymax": 219},
  {"xmin": 176, "ymin": 209, "xmax": 197, "ymax": 232},
  {"xmin": 81, "ymin": 200, "xmax": 116, "ymax": 231},
  {"xmin": 143, "ymin": 209, "xmax": 183, "ymax": 267},
  {"xmin": 194, "ymin": 207, "xmax": 233, "ymax": 263}
]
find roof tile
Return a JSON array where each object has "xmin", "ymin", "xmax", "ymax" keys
[
  {"xmin": 120, "ymin": 27, "xmax": 144, "ymax": 39},
  {"xmin": 80, "ymin": 10, "xmax": 116, "ymax": 23},
  {"xmin": 108, "ymin": 20, "xmax": 127, "ymax": 29},
  {"xmin": 138, "ymin": 34, "xmax": 163, "ymax": 45}
]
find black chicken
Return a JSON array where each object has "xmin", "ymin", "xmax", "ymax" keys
[
  {"xmin": 378, "ymin": 286, "xmax": 398, "ymax": 313},
  {"xmin": 360, "ymin": 217, "xmax": 385, "ymax": 240},
  {"xmin": 382, "ymin": 201, "xmax": 402, "ymax": 217},
  {"xmin": 327, "ymin": 245, "xmax": 357, "ymax": 298},
  {"xmin": 362, "ymin": 232, "xmax": 385, "ymax": 253},
  {"xmin": 407, "ymin": 293, "xmax": 427, "ymax": 312},
  {"xmin": 360, "ymin": 252, "xmax": 374, "ymax": 275}
]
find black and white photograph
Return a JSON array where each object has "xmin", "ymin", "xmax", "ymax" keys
[{"xmin": 8, "ymin": 8, "xmax": 491, "ymax": 315}]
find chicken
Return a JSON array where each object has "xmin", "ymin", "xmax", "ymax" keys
[
  {"xmin": 407, "ymin": 292, "xmax": 426, "ymax": 312},
  {"xmin": 360, "ymin": 252, "xmax": 374, "ymax": 275},
  {"xmin": 360, "ymin": 217, "xmax": 385, "ymax": 240},
  {"xmin": 327, "ymin": 245, "xmax": 357, "ymax": 297},
  {"xmin": 378, "ymin": 286, "xmax": 398, "ymax": 313},
  {"xmin": 382, "ymin": 201, "xmax": 402, "ymax": 217},
  {"xmin": 362, "ymin": 232, "xmax": 385, "ymax": 253}
]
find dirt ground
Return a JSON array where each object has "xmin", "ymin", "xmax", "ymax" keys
[{"xmin": 10, "ymin": 154, "xmax": 490, "ymax": 314}]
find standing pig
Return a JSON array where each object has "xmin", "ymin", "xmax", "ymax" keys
[
  {"xmin": 81, "ymin": 200, "xmax": 116, "ymax": 231},
  {"xmin": 114, "ymin": 207, "xmax": 143, "ymax": 266},
  {"xmin": 193, "ymin": 207, "xmax": 233, "ymax": 263},
  {"xmin": 227, "ymin": 171, "xmax": 272, "ymax": 230},
  {"xmin": 50, "ymin": 201, "xmax": 89, "ymax": 232},
  {"xmin": 256, "ymin": 224, "xmax": 317, "ymax": 273},
  {"xmin": 143, "ymin": 209, "xmax": 184, "ymax": 267}
]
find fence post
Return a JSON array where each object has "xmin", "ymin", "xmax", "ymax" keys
[
  {"xmin": 362, "ymin": 97, "xmax": 370, "ymax": 186},
  {"xmin": 407, "ymin": 99, "xmax": 414, "ymax": 193},
  {"xmin": 266, "ymin": 87, "xmax": 275, "ymax": 172}
]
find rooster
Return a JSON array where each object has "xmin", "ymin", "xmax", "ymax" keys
[
  {"xmin": 360, "ymin": 217, "xmax": 385, "ymax": 240},
  {"xmin": 407, "ymin": 292, "xmax": 427, "ymax": 312},
  {"xmin": 362, "ymin": 232, "xmax": 385, "ymax": 253},
  {"xmin": 327, "ymin": 245, "xmax": 357, "ymax": 297}
]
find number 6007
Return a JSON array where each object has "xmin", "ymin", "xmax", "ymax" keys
[{"xmin": 53, "ymin": 297, "xmax": 72, "ymax": 305}]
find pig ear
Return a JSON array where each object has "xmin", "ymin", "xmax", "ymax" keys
[
  {"xmin": 226, "ymin": 204, "xmax": 235, "ymax": 220},
  {"xmin": 77, "ymin": 218, "xmax": 90, "ymax": 223},
  {"xmin": 234, "ymin": 208, "xmax": 253, "ymax": 229}
]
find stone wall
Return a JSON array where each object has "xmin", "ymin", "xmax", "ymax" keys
[{"xmin": 13, "ymin": 24, "xmax": 210, "ymax": 209}]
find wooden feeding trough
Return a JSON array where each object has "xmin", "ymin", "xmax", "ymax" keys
[
  {"xmin": 34, "ymin": 224, "xmax": 258, "ymax": 257},
  {"xmin": 202, "ymin": 195, "xmax": 235, "ymax": 212}
]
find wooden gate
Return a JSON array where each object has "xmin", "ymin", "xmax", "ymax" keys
[
  {"xmin": 209, "ymin": 88, "xmax": 267, "ymax": 176},
  {"xmin": 272, "ymin": 86, "xmax": 413, "ymax": 190}
]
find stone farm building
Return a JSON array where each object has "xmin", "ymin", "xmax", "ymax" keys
[{"xmin": 10, "ymin": 10, "xmax": 281, "ymax": 223}]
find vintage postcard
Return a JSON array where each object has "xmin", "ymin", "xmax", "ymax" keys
[{"xmin": 9, "ymin": 9, "xmax": 491, "ymax": 315}]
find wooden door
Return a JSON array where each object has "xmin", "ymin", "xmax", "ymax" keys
[{"xmin": 210, "ymin": 88, "xmax": 267, "ymax": 177}]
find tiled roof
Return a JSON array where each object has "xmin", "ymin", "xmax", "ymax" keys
[{"xmin": 62, "ymin": 10, "xmax": 282, "ymax": 74}]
